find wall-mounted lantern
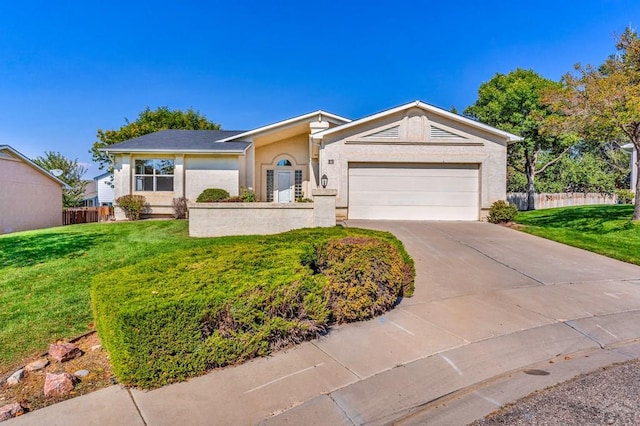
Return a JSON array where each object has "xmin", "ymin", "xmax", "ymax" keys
[{"xmin": 321, "ymin": 174, "xmax": 328, "ymax": 189}]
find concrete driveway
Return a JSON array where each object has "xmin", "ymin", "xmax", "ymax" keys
[{"xmin": 10, "ymin": 222, "xmax": 640, "ymax": 425}]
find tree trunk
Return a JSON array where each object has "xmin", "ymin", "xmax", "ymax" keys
[
  {"xmin": 524, "ymin": 150, "xmax": 537, "ymax": 211},
  {"xmin": 526, "ymin": 170, "xmax": 535, "ymax": 211},
  {"xmin": 634, "ymin": 156, "xmax": 640, "ymax": 221}
]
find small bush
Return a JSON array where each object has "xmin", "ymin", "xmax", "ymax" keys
[
  {"xmin": 487, "ymin": 200, "xmax": 518, "ymax": 224},
  {"xmin": 296, "ymin": 197, "xmax": 313, "ymax": 203},
  {"xmin": 240, "ymin": 187, "xmax": 256, "ymax": 202},
  {"xmin": 196, "ymin": 188, "xmax": 230, "ymax": 202},
  {"xmin": 616, "ymin": 189, "xmax": 634, "ymax": 204},
  {"xmin": 115, "ymin": 195, "xmax": 148, "ymax": 221},
  {"xmin": 172, "ymin": 197, "xmax": 189, "ymax": 219}
]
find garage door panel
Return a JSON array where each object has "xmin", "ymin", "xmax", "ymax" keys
[
  {"xmin": 348, "ymin": 163, "xmax": 479, "ymax": 221},
  {"xmin": 349, "ymin": 167, "xmax": 478, "ymax": 178},
  {"xmin": 349, "ymin": 191, "xmax": 478, "ymax": 207},
  {"xmin": 348, "ymin": 205, "xmax": 477, "ymax": 221},
  {"xmin": 349, "ymin": 176, "xmax": 478, "ymax": 192}
]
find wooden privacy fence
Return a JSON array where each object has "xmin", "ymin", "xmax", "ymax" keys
[
  {"xmin": 63, "ymin": 206, "xmax": 114, "ymax": 225},
  {"xmin": 507, "ymin": 192, "xmax": 617, "ymax": 211}
]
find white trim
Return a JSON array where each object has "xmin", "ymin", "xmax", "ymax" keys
[
  {"xmin": 216, "ymin": 110, "xmax": 352, "ymax": 142},
  {"xmin": 311, "ymin": 101, "xmax": 522, "ymax": 143},
  {"xmin": 93, "ymin": 171, "xmax": 112, "ymax": 180},
  {"xmin": 0, "ymin": 145, "xmax": 67, "ymax": 187},
  {"xmin": 103, "ymin": 148, "xmax": 248, "ymax": 154}
]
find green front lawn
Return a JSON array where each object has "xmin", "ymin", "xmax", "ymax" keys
[
  {"xmin": 0, "ymin": 221, "xmax": 413, "ymax": 378},
  {"xmin": 514, "ymin": 204, "xmax": 640, "ymax": 265},
  {"xmin": 0, "ymin": 221, "xmax": 219, "ymax": 372}
]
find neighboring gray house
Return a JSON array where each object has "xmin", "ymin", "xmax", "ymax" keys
[
  {"xmin": 82, "ymin": 172, "xmax": 115, "ymax": 206},
  {"xmin": 95, "ymin": 172, "xmax": 115, "ymax": 206},
  {"xmin": 102, "ymin": 101, "xmax": 521, "ymax": 221},
  {"xmin": 81, "ymin": 180, "xmax": 98, "ymax": 206}
]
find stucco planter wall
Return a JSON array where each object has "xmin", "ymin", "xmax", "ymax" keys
[{"xmin": 188, "ymin": 189, "xmax": 337, "ymax": 237}]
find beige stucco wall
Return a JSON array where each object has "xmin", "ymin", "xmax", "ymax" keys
[
  {"xmin": 254, "ymin": 134, "xmax": 310, "ymax": 201},
  {"xmin": 112, "ymin": 153, "xmax": 243, "ymax": 219},
  {"xmin": 188, "ymin": 190, "xmax": 336, "ymax": 237},
  {"xmin": 189, "ymin": 203, "xmax": 314, "ymax": 237},
  {"xmin": 319, "ymin": 107, "xmax": 508, "ymax": 218},
  {"xmin": 0, "ymin": 154, "xmax": 63, "ymax": 233},
  {"xmin": 184, "ymin": 156, "xmax": 240, "ymax": 200}
]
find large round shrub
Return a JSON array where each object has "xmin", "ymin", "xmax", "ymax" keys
[
  {"xmin": 92, "ymin": 228, "xmax": 415, "ymax": 388},
  {"xmin": 196, "ymin": 188, "xmax": 230, "ymax": 202}
]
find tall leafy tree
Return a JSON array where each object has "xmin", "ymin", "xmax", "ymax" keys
[
  {"xmin": 544, "ymin": 28, "xmax": 640, "ymax": 220},
  {"xmin": 91, "ymin": 106, "xmax": 221, "ymax": 170},
  {"xmin": 464, "ymin": 69, "xmax": 576, "ymax": 210},
  {"xmin": 33, "ymin": 151, "xmax": 88, "ymax": 207}
]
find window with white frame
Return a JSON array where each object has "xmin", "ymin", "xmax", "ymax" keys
[{"xmin": 135, "ymin": 159, "xmax": 174, "ymax": 191}]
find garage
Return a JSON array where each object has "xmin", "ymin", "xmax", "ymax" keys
[{"xmin": 348, "ymin": 163, "xmax": 479, "ymax": 220}]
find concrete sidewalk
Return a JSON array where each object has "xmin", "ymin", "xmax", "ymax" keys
[{"xmin": 8, "ymin": 222, "xmax": 640, "ymax": 425}]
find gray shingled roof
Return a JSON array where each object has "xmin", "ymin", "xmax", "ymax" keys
[{"xmin": 100, "ymin": 130, "xmax": 250, "ymax": 153}]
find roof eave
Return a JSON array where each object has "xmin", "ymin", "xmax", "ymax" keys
[
  {"xmin": 100, "ymin": 148, "xmax": 249, "ymax": 155},
  {"xmin": 311, "ymin": 100, "xmax": 522, "ymax": 143},
  {"xmin": 216, "ymin": 110, "xmax": 352, "ymax": 142}
]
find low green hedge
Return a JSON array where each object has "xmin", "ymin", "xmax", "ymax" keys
[
  {"xmin": 92, "ymin": 227, "xmax": 414, "ymax": 388},
  {"xmin": 196, "ymin": 188, "xmax": 230, "ymax": 202}
]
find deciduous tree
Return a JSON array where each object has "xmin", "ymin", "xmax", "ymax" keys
[
  {"xmin": 91, "ymin": 106, "xmax": 221, "ymax": 170},
  {"xmin": 544, "ymin": 28, "xmax": 640, "ymax": 220},
  {"xmin": 33, "ymin": 151, "xmax": 88, "ymax": 207},
  {"xmin": 464, "ymin": 69, "xmax": 576, "ymax": 210}
]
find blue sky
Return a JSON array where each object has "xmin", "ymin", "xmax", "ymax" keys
[{"xmin": 1, "ymin": 1, "xmax": 638, "ymax": 177}]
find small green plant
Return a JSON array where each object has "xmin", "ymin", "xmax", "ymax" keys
[
  {"xmin": 196, "ymin": 188, "xmax": 230, "ymax": 202},
  {"xmin": 487, "ymin": 200, "xmax": 518, "ymax": 224},
  {"xmin": 240, "ymin": 187, "xmax": 256, "ymax": 202},
  {"xmin": 115, "ymin": 195, "xmax": 148, "ymax": 220},
  {"xmin": 296, "ymin": 197, "xmax": 313, "ymax": 203},
  {"xmin": 615, "ymin": 189, "xmax": 634, "ymax": 204},
  {"xmin": 172, "ymin": 197, "xmax": 189, "ymax": 219}
]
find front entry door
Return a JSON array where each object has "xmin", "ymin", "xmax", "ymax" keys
[{"xmin": 277, "ymin": 171, "xmax": 292, "ymax": 203}]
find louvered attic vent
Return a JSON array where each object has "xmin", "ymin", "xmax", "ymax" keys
[
  {"xmin": 430, "ymin": 126, "xmax": 466, "ymax": 139},
  {"xmin": 365, "ymin": 126, "xmax": 400, "ymax": 138}
]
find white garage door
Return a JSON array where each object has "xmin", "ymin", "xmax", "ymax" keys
[{"xmin": 348, "ymin": 163, "xmax": 479, "ymax": 220}]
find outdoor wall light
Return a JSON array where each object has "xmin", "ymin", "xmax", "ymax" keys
[{"xmin": 321, "ymin": 174, "xmax": 328, "ymax": 188}]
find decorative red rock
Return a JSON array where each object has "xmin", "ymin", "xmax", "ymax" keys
[
  {"xmin": 0, "ymin": 402, "xmax": 25, "ymax": 422},
  {"xmin": 43, "ymin": 372, "xmax": 76, "ymax": 397},
  {"xmin": 48, "ymin": 342, "xmax": 82, "ymax": 362}
]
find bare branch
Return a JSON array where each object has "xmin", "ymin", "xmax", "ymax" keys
[{"xmin": 534, "ymin": 146, "xmax": 572, "ymax": 175}]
